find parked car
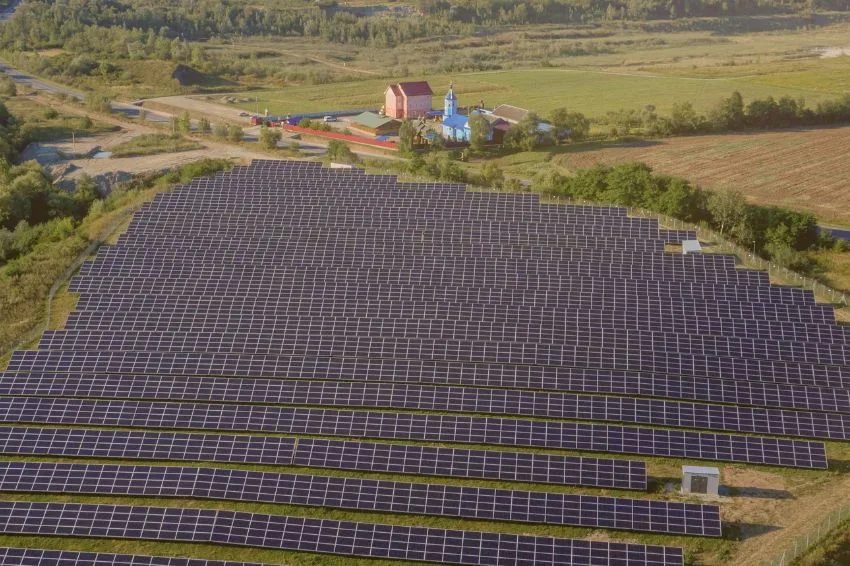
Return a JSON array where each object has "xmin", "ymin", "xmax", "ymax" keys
[
  {"xmin": 323, "ymin": 115, "xmax": 337, "ymax": 122},
  {"xmin": 290, "ymin": 133, "xmax": 301, "ymax": 140},
  {"xmin": 238, "ymin": 111, "xmax": 249, "ymax": 117}
]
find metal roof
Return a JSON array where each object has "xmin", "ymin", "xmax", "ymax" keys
[
  {"xmin": 683, "ymin": 466, "xmax": 720, "ymax": 475},
  {"xmin": 353, "ymin": 112, "xmax": 396, "ymax": 129}
]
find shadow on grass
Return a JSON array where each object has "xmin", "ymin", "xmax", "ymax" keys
[
  {"xmin": 724, "ymin": 522, "xmax": 783, "ymax": 541},
  {"xmin": 828, "ymin": 459, "xmax": 850, "ymax": 473},
  {"xmin": 722, "ymin": 486, "xmax": 794, "ymax": 500}
]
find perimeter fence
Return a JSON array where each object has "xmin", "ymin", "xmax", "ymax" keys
[{"xmin": 765, "ymin": 503, "xmax": 850, "ymax": 566}]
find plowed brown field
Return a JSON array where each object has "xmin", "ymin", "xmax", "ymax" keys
[{"xmin": 555, "ymin": 125, "xmax": 850, "ymax": 225}]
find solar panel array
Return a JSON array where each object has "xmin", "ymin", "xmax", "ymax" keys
[
  {"xmin": 1, "ymin": 158, "xmax": 847, "ymax": 564},
  {"xmin": 0, "ymin": 501, "xmax": 685, "ymax": 566},
  {"xmin": 0, "ymin": 548, "xmax": 272, "ymax": 566}
]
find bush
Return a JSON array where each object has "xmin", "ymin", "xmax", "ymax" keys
[
  {"xmin": 0, "ymin": 77, "xmax": 16, "ymax": 97},
  {"xmin": 259, "ymin": 126, "xmax": 282, "ymax": 149},
  {"xmin": 327, "ymin": 140, "xmax": 358, "ymax": 163},
  {"xmin": 228, "ymin": 126, "xmax": 244, "ymax": 142},
  {"xmin": 86, "ymin": 92, "xmax": 112, "ymax": 114}
]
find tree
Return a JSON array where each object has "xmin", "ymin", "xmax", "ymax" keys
[
  {"xmin": 478, "ymin": 161, "xmax": 504, "ymax": 188},
  {"xmin": 259, "ymin": 126, "xmax": 281, "ymax": 149},
  {"xmin": 549, "ymin": 108, "xmax": 589, "ymax": 141},
  {"xmin": 668, "ymin": 101, "xmax": 702, "ymax": 133},
  {"xmin": 708, "ymin": 91, "xmax": 745, "ymax": 131},
  {"xmin": 398, "ymin": 119, "xmax": 417, "ymax": 155},
  {"xmin": 503, "ymin": 112, "xmax": 544, "ymax": 152},
  {"xmin": 228, "ymin": 126, "xmax": 244, "ymax": 142},
  {"xmin": 177, "ymin": 110, "xmax": 191, "ymax": 133},
  {"xmin": 707, "ymin": 189, "xmax": 748, "ymax": 237},
  {"xmin": 468, "ymin": 113, "xmax": 490, "ymax": 152},
  {"xmin": 327, "ymin": 140, "xmax": 358, "ymax": 163}
]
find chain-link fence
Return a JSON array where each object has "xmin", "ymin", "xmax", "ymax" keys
[
  {"xmin": 765, "ymin": 503, "xmax": 850, "ymax": 566},
  {"xmin": 628, "ymin": 207, "xmax": 849, "ymax": 307}
]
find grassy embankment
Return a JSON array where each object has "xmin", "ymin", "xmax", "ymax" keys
[{"xmin": 110, "ymin": 133, "xmax": 203, "ymax": 157}]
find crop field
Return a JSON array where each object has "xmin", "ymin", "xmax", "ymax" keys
[
  {"xmin": 553, "ymin": 125, "xmax": 850, "ymax": 226},
  {"xmin": 224, "ymin": 67, "xmax": 845, "ymax": 120}
]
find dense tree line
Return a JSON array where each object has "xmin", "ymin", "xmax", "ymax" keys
[
  {"xmin": 416, "ymin": 0, "xmax": 850, "ymax": 25},
  {"xmin": 0, "ymin": 0, "xmax": 468, "ymax": 51},
  {"xmin": 600, "ymin": 91, "xmax": 850, "ymax": 137},
  {"xmin": 0, "ymin": 100, "xmax": 100, "ymax": 266},
  {"xmin": 532, "ymin": 162, "xmax": 831, "ymax": 265},
  {"xmin": 4, "ymin": 0, "xmax": 848, "ymax": 59}
]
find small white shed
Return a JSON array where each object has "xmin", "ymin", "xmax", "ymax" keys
[
  {"xmin": 682, "ymin": 465, "xmax": 720, "ymax": 496},
  {"xmin": 682, "ymin": 240, "xmax": 702, "ymax": 255}
]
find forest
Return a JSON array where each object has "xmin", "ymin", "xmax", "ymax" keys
[{"xmin": 2, "ymin": 0, "xmax": 849, "ymax": 56}]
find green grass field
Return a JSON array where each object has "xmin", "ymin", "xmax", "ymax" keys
[{"xmin": 228, "ymin": 62, "xmax": 848, "ymax": 119}]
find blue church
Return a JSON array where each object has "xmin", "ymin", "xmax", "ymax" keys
[{"xmin": 440, "ymin": 84, "xmax": 496, "ymax": 143}]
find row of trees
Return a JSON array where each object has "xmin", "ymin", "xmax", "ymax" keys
[
  {"xmin": 417, "ymin": 0, "xmax": 846, "ymax": 25},
  {"xmin": 601, "ymin": 91, "xmax": 850, "ymax": 137}
]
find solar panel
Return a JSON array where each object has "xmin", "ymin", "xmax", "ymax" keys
[
  {"xmin": 0, "ymin": 501, "xmax": 686, "ymax": 565},
  {"xmin": 2, "ymin": 375, "xmax": 846, "ymax": 441},
  {"xmin": 0, "ymin": 397, "xmax": 827, "ymax": 468},
  {"xmin": 33, "ymin": 330, "xmax": 848, "ymax": 387},
  {"xmin": 0, "ymin": 548, "xmax": 273, "ymax": 566},
  {"xmin": 5, "ymin": 366, "xmax": 850, "ymax": 414},
  {"xmin": 0, "ymin": 427, "xmax": 645, "ymax": 489},
  {"xmin": 4, "ymin": 159, "xmax": 846, "ymax": 561},
  {"xmin": 0, "ymin": 462, "xmax": 718, "ymax": 534}
]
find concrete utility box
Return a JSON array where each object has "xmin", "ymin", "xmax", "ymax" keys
[
  {"xmin": 682, "ymin": 240, "xmax": 702, "ymax": 255},
  {"xmin": 682, "ymin": 466, "xmax": 720, "ymax": 496}
]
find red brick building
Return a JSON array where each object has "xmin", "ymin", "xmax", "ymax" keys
[{"xmin": 385, "ymin": 81, "xmax": 434, "ymax": 119}]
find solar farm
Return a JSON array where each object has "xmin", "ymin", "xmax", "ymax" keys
[{"xmin": 0, "ymin": 159, "xmax": 847, "ymax": 565}]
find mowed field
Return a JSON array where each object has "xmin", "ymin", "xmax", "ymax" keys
[
  {"xmin": 554, "ymin": 125, "xmax": 850, "ymax": 226},
  {"xmin": 221, "ymin": 65, "xmax": 846, "ymax": 119}
]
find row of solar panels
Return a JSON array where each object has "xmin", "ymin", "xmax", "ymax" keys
[
  {"xmin": 33, "ymin": 331, "xmax": 850, "ymax": 388},
  {"xmin": 2, "ymin": 374, "xmax": 848, "ymax": 440},
  {"xmin": 72, "ymin": 280, "xmax": 820, "ymax": 312},
  {"xmin": 0, "ymin": 502, "xmax": 686, "ymax": 566},
  {"xmin": 61, "ymin": 309, "xmax": 846, "ymax": 347},
  {"xmin": 10, "ymin": 351, "xmax": 848, "ymax": 413},
  {"xmin": 60, "ymin": 311, "xmax": 847, "ymax": 348},
  {"xmin": 89, "ymin": 244, "xmax": 735, "ymax": 268},
  {"xmin": 71, "ymin": 264, "xmax": 771, "ymax": 290},
  {"xmin": 0, "ymin": 428, "xmax": 646, "ymax": 489},
  {"xmin": 121, "ymin": 216, "xmax": 693, "ymax": 243},
  {"xmin": 46, "ymin": 318, "xmax": 850, "ymax": 364},
  {"xmin": 0, "ymin": 462, "xmax": 720, "ymax": 535},
  {"xmin": 4, "ymin": 366, "xmax": 848, "ymax": 414},
  {"xmin": 116, "ymin": 229, "xmax": 668, "ymax": 252},
  {"xmin": 0, "ymin": 397, "xmax": 827, "ymax": 468},
  {"xmin": 2, "ymin": 548, "xmax": 271, "ymax": 566}
]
